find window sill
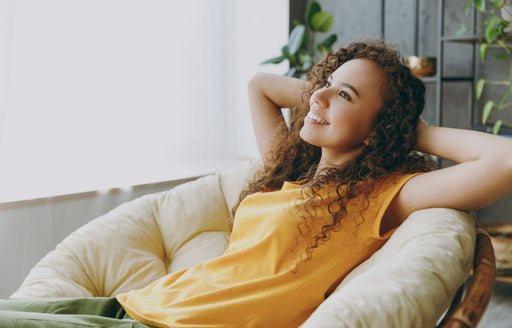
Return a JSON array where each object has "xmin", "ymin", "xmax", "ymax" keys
[{"xmin": 0, "ymin": 156, "xmax": 241, "ymax": 206}]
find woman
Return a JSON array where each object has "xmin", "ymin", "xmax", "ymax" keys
[{"xmin": 1, "ymin": 40, "xmax": 511, "ymax": 327}]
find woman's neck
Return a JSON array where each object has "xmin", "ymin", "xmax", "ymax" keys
[{"xmin": 315, "ymin": 147, "xmax": 363, "ymax": 178}]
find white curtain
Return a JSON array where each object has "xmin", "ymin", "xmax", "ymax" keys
[{"xmin": 0, "ymin": 0, "xmax": 288, "ymax": 202}]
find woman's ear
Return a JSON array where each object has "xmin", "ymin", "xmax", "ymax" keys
[{"xmin": 362, "ymin": 131, "xmax": 376, "ymax": 146}]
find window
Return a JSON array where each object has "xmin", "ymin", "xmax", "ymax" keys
[{"xmin": 0, "ymin": 0, "xmax": 288, "ymax": 203}]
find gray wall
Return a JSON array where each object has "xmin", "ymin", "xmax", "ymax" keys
[{"xmin": 295, "ymin": 0, "xmax": 511, "ymax": 223}]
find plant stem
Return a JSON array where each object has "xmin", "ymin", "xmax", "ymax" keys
[
  {"xmin": 486, "ymin": 44, "xmax": 512, "ymax": 48},
  {"xmin": 500, "ymin": 101, "xmax": 512, "ymax": 109},
  {"xmin": 309, "ymin": 32, "xmax": 316, "ymax": 56}
]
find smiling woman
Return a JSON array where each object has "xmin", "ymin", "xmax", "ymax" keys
[{"xmin": 0, "ymin": 0, "xmax": 288, "ymax": 203}]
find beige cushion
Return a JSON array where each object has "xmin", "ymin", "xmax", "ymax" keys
[
  {"xmin": 11, "ymin": 160, "xmax": 258, "ymax": 298},
  {"xmin": 11, "ymin": 161, "xmax": 475, "ymax": 327},
  {"xmin": 300, "ymin": 208, "xmax": 475, "ymax": 327}
]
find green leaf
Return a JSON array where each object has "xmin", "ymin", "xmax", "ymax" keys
[
  {"xmin": 476, "ymin": 78, "xmax": 486, "ymax": 99},
  {"xmin": 492, "ymin": 53, "xmax": 510, "ymax": 60},
  {"xmin": 318, "ymin": 44, "xmax": 328, "ymax": 56},
  {"xmin": 298, "ymin": 52, "xmax": 313, "ymax": 64},
  {"xmin": 303, "ymin": 33, "xmax": 309, "ymax": 49},
  {"xmin": 293, "ymin": 19, "xmax": 302, "ymax": 27},
  {"xmin": 485, "ymin": 16, "xmax": 501, "ymax": 43},
  {"xmin": 298, "ymin": 51, "xmax": 314, "ymax": 71},
  {"xmin": 306, "ymin": 1, "xmax": 321, "ymax": 31},
  {"xmin": 455, "ymin": 22, "xmax": 467, "ymax": 35},
  {"xmin": 318, "ymin": 34, "xmax": 337, "ymax": 50},
  {"xmin": 493, "ymin": 119, "xmax": 503, "ymax": 134},
  {"xmin": 282, "ymin": 45, "xmax": 291, "ymax": 58},
  {"xmin": 311, "ymin": 11, "xmax": 333, "ymax": 33},
  {"xmin": 503, "ymin": 19, "xmax": 510, "ymax": 31},
  {"xmin": 288, "ymin": 25, "xmax": 306, "ymax": 56},
  {"xmin": 261, "ymin": 55, "xmax": 286, "ymax": 65},
  {"xmin": 482, "ymin": 100, "xmax": 495, "ymax": 124},
  {"xmin": 473, "ymin": 0, "xmax": 485, "ymax": 12},
  {"xmin": 281, "ymin": 45, "xmax": 298, "ymax": 66},
  {"xmin": 490, "ymin": 0, "xmax": 502, "ymax": 8},
  {"xmin": 499, "ymin": 86, "xmax": 512, "ymax": 108},
  {"xmin": 463, "ymin": 3, "xmax": 470, "ymax": 15},
  {"xmin": 480, "ymin": 43, "xmax": 488, "ymax": 62},
  {"xmin": 497, "ymin": 18, "xmax": 509, "ymax": 35}
]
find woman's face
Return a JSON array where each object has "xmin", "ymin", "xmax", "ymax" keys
[{"xmin": 300, "ymin": 58, "xmax": 386, "ymax": 158}]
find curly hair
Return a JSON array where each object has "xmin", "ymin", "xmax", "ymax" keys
[{"xmin": 230, "ymin": 39, "xmax": 435, "ymax": 263}]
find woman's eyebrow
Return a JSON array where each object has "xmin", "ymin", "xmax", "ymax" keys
[{"xmin": 328, "ymin": 74, "xmax": 360, "ymax": 97}]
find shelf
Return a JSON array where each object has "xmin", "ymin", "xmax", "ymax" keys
[
  {"xmin": 473, "ymin": 124, "xmax": 512, "ymax": 135},
  {"xmin": 420, "ymin": 76, "xmax": 437, "ymax": 83},
  {"xmin": 496, "ymin": 276, "xmax": 512, "ymax": 284},
  {"xmin": 442, "ymin": 34, "xmax": 484, "ymax": 43},
  {"xmin": 468, "ymin": 274, "xmax": 512, "ymax": 284},
  {"xmin": 442, "ymin": 77, "xmax": 474, "ymax": 82},
  {"xmin": 442, "ymin": 33, "xmax": 512, "ymax": 44},
  {"xmin": 419, "ymin": 76, "xmax": 474, "ymax": 83}
]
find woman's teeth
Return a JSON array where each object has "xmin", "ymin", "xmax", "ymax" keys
[{"xmin": 307, "ymin": 112, "xmax": 329, "ymax": 125}]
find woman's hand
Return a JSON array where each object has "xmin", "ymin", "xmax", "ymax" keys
[{"xmin": 248, "ymin": 73, "xmax": 310, "ymax": 160}]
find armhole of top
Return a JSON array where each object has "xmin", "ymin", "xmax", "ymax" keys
[
  {"xmin": 379, "ymin": 192, "xmax": 402, "ymax": 237},
  {"xmin": 376, "ymin": 173, "xmax": 422, "ymax": 239}
]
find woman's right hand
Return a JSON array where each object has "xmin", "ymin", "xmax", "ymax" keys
[{"xmin": 248, "ymin": 73, "xmax": 310, "ymax": 159}]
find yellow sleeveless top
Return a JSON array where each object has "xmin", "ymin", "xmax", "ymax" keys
[{"xmin": 117, "ymin": 173, "xmax": 419, "ymax": 327}]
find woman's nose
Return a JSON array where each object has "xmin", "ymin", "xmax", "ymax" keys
[{"xmin": 312, "ymin": 88, "xmax": 329, "ymax": 107}]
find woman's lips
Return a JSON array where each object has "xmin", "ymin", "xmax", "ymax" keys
[{"xmin": 306, "ymin": 111, "xmax": 329, "ymax": 125}]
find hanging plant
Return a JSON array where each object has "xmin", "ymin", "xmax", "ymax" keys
[{"xmin": 459, "ymin": 0, "xmax": 512, "ymax": 134}]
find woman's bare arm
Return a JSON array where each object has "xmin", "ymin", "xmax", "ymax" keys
[
  {"xmin": 390, "ymin": 121, "xmax": 512, "ymax": 221},
  {"xmin": 248, "ymin": 72, "xmax": 310, "ymax": 159}
]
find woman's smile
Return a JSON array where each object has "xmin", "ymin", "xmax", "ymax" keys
[{"xmin": 305, "ymin": 111, "xmax": 329, "ymax": 125}]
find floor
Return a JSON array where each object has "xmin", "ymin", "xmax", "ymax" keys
[{"xmin": 478, "ymin": 280, "xmax": 512, "ymax": 327}]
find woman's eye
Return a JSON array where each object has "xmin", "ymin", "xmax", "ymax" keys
[
  {"xmin": 324, "ymin": 80, "xmax": 331, "ymax": 88},
  {"xmin": 339, "ymin": 91, "xmax": 351, "ymax": 101}
]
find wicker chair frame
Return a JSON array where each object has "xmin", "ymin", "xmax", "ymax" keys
[{"xmin": 438, "ymin": 228, "xmax": 496, "ymax": 328}]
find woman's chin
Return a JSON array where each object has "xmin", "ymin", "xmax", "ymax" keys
[{"xmin": 299, "ymin": 128, "xmax": 318, "ymax": 146}]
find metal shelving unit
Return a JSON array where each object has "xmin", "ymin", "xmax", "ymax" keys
[{"xmin": 436, "ymin": 0, "xmax": 479, "ymax": 129}]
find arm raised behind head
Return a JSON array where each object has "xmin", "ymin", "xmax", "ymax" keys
[
  {"xmin": 389, "ymin": 120, "xmax": 512, "ymax": 223},
  {"xmin": 248, "ymin": 73, "xmax": 310, "ymax": 160}
]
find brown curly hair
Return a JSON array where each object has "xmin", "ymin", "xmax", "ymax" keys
[{"xmin": 230, "ymin": 39, "xmax": 435, "ymax": 262}]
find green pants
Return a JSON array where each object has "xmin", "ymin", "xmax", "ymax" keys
[{"xmin": 0, "ymin": 297, "xmax": 156, "ymax": 327}]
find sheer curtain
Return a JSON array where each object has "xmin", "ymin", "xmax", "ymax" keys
[{"xmin": 0, "ymin": 0, "xmax": 288, "ymax": 202}]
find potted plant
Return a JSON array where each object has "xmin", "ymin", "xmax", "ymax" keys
[
  {"xmin": 461, "ymin": 0, "xmax": 512, "ymax": 134},
  {"xmin": 262, "ymin": 1, "xmax": 338, "ymax": 79}
]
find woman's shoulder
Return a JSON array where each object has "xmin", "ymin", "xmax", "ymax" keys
[
  {"xmin": 370, "ymin": 172, "xmax": 424, "ymax": 195},
  {"xmin": 380, "ymin": 171, "xmax": 423, "ymax": 184},
  {"xmin": 278, "ymin": 171, "xmax": 423, "ymax": 199}
]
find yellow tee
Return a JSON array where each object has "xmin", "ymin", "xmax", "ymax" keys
[{"xmin": 117, "ymin": 173, "xmax": 419, "ymax": 327}]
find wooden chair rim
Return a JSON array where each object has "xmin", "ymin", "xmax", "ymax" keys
[{"xmin": 437, "ymin": 229, "xmax": 496, "ymax": 328}]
